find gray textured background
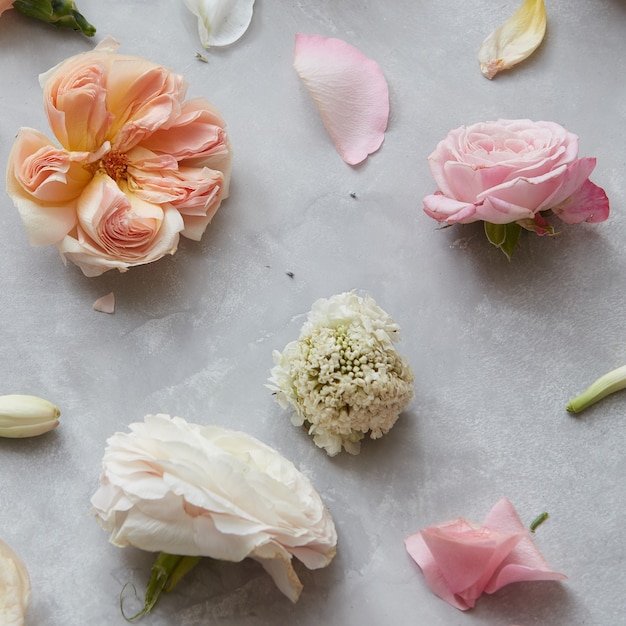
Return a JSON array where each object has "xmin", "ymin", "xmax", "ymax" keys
[{"xmin": 1, "ymin": 1, "xmax": 625, "ymax": 624}]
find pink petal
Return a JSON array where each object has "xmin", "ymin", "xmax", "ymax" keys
[
  {"xmin": 93, "ymin": 292, "xmax": 116, "ymax": 314},
  {"xmin": 6, "ymin": 128, "xmax": 83, "ymax": 246},
  {"xmin": 422, "ymin": 192, "xmax": 477, "ymax": 224},
  {"xmin": 419, "ymin": 521, "xmax": 522, "ymax": 596},
  {"xmin": 482, "ymin": 498, "xmax": 568, "ymax": 593},
  {"xmin": 405, "ymin": 528, "xmax": 472, "ymax": 611},
  {"xmin": 139, "ymin": 98, "xmax": 230, "ymax": 165},
  {"xmin": 552, "ymin": 179, "xmax": 610, "ymax": 225},
  {"xmin": 476, "ymin": 167, "xmax": 566, "ymax": 214},
  {"xmin": 293, "ymin": 34, "xmax": 389, "ymax": 166}
]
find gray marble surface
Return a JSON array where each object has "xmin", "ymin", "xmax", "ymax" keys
[{"xmin": 1, "ymin": 1, "xmax": 625, "ymax": 624}]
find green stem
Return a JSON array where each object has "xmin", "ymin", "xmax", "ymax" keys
[
  {"xmin": 122, "ymin": 553, "xmax": 202, "ymax": 621},
  {"xmin": 530, "ymin": 512, "xmax": 549, "ymax": 532},
  {"xmin": 566, "ymin": 364, "xmax": 626, "ymax": 414}
]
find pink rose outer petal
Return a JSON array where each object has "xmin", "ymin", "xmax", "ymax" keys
[
  {"xmin": 93, "ymin": 292, "xmax": 115, "ymax": 314},
  {"xmin": 293, "ymin": 34, "xmax": 389, "ymax": 166}
]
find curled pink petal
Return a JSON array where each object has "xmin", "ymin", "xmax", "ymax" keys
[
  {"xmin": 293, "ymin": 34, "xmax": 389, "ymax": 166},
  {"xmin": 422, "ymin": 192, "xmax": 477, "ymax": 224},
  {"xmin": 552, "ymin": 179, "xmax": 610, "ymax": 225},
  {"xmin": 405, "ymin": 498, "xmax": 566, "ymax": 611},
  {"xmin": 5, "ymin": 128, "xmax": 85, "ymax": 246},
  {"xmin": 482, "ymin": 498, "xmax": 567, "ymax": 592}
]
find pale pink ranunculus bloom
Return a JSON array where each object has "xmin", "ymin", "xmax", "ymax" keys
[
  {"xmin": 91, "ymin": 414, "xmax": 337, "ymax": 603},
  {"xmin": 6, "ymin": 36, "xmax": 232, "ymax": 276},
  {"xmin": 405, "ymin": 498, "xmax": 566, "ymax": 611},
  {"xmin": 423, "ymin": 119, "xmax": 609, "ymax": 232}
]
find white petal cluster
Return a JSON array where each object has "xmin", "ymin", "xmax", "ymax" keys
[
  {"xmin": 90, "ymin": 414, "xmax": 336, "ymax": 603},
  {"xmin": 0, "ymin": 539, "xmax": 30, "ymax": 626},
  {"xmin": 268, "ymin": 292, "xmax": 414, "ymax": 456}
]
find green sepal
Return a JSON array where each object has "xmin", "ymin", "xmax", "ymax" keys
[
  {"xmin": 165, "ymin": 555, "xmax": 202, "ymax": 592},
  {"xmin": 122, "ymin": 552, "xmax": 202, "ymax": 621},
  {"xmin": 12, "ymin": 0, "xmax": 96, "ymax": 36},
  {"xmin": 484, "ymin": 221, "xmax": 522, "ymax": 260}
]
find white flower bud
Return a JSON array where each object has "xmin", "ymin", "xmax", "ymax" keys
[{"xmin": 0, "ymin": 395, "xmax": 60, "ymax": 438}]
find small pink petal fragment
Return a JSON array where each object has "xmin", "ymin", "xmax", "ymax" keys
[
  {"xmin": 404, "ymin": 498, "xmax": 566, "ymax": 611},
  {"xmin": 93, "ymin": 292, "xmax": 115, "ymax": 314},
  {"xmin": 293, "ymin": 34, "xmax": 389, "ymax": 166}
]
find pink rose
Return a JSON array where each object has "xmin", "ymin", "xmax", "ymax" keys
[
  {"xmin": 6, "ymin": 36, "xmax": 231, "ymax": 276},
  {"xmin": 423, "ymin": 119, "xmax": 609, "ymax": 256},
  {"xmin": 405, "ymin": 498, "xmax": 566, "ymax": 611}
]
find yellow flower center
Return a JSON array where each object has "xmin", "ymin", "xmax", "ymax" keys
[{"xmin": 101, "ymin": 151, "xmax": 129, "ymax": 181}]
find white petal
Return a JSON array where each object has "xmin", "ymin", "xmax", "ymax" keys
[
  {"xmin": 183, "ymin": 0, "xmax": 255, "ymax": 48},
  {"xmin": 93, "ymin": 292, "xmax": 115, "ymax": 314}
]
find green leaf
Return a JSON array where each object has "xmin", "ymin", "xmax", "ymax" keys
[
  {"xmin": 484, "ymin": 222, "xmax": 521, "ymax": 260},
  {"xmin": 484, "ymin": 222, "xmax": 506, "ymax": 247}
]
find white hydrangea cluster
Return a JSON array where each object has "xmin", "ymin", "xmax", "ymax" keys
[{"xmin": 268, "ymin": 292, "xmax": 414, "ymax": 456}]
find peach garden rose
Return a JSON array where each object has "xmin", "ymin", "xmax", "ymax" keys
[
  {"xmin": 422, "ymin": 118, "xmax": 610, "ymax": 259},
  {"xmin": 6, "ymin": 36, "xmax": 231, "ymax": 276}
]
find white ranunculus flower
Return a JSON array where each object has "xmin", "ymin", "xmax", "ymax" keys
[
  {"xmin": 268, "ymin": 292, "xmax": 414, "ymax": 456},
  {"xmin": 0, "ymin": 539, "xmax": 31, "ymax": 626},
  {"xmin": 183, "ymin": 0, "xmax": 255, "ymax": 48},
  {"xmin": 91, "ymin": 414, "xmax": 337, "ymax": 607}
]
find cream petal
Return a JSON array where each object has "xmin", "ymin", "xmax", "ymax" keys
[
  {"xmin": 293, "ymin": 34, "xmax": 389, "ymax": 166},
  {"xmin": 92, "ymin": 292, "xmax": 115, "ymax": 314},
  {"xmin": 478, "ymin": 0, "xmax": 547, "ymax": 79},
  {"xmin": 252, "ymin": 544, "xmax": 303, "ymax": 603},
  {"xmin": 183, "ymin": 0, "xmax": 256, "ymax": 48}
]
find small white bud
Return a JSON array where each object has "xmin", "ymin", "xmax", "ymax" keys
[{"xmin": 0, "ymin": 395, "xmax": 61, "ymax": 438}]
